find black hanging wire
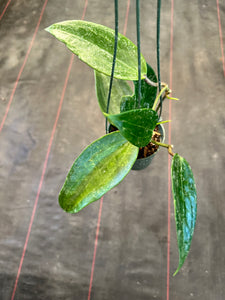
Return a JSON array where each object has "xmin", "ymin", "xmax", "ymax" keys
[
  {"xmin": 157, "ymin": 0, "xmax": 162, "ymax": 118},
  {"xmin": 105, "ymin": 0, "xmax": 119, "ymax": 134},
  {"xmin": 106, "ymin": 0, "xmax": 161, "ymax": 130},
  {"xmin": 136, "ymin": 0, "xmax": 141, "ymax": 108}
]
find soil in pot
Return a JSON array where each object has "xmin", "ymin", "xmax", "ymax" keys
[{"xmin": 109, "ymin": 124, "xmax": 161, "ymax": 159}]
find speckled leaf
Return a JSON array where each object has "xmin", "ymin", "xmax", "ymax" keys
[
  {"xmin": 46, "ymin": 20, "xmax": 147, "ymax": 80},
  {"xmin": 133, "ymin": 63, "xmax": 158, "ymax": 109},
  {"xmin": 120, "ymin": 64, "xmax": 157, "ymax": 112},
  {"xmin": 59, "ymin": 132, "xmax": 138, "ymax": 213},
  {"xmin": 104, "ymin": 109, "xmax": 159, "ymax": 147},
  {"xmin": 120, "ymin": 95, "xmax": 137, "ymax": 112},
  {"xmin": 95, "ymin": 71, "xmax": 132, "ymax": 114},
  {"xmin": 172, "ymin": 153, "xmax": 197, "ymax": 275}
]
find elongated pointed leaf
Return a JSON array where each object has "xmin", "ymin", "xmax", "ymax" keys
[
  {"xmin": 46, "ymin": 20, "xmax": 147, "ymax": 80},
  {"xmin": 59, "ymin": 132, "xmax": 138, "ymax": 213},
  {"xmin": 104, "ymin": 109, "xmax": 159, "ymax": 147},
  {"xmin": 95, "ymin": 71, "xmax": 132, "ymax": 114},
  {"xmin": 120, "ymin": 64, "xmax": 157, "ymax": 112},
  {"xmin": 171, "ymin": 154, "xmax": 197, "ymax": 275}
]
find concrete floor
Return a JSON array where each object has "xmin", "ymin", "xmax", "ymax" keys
[{"xmin": 0, "ymin": 0, "xmax": 225, "ymax": 299}]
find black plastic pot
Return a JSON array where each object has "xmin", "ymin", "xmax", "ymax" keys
[{"xmin": 108, "ymin": 123, "xmax": 165, "ymax": 171}]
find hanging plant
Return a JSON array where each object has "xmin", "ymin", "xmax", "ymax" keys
[{"xmin": 46, "ymin": 8, "xmax": 197, "ymax": 276}]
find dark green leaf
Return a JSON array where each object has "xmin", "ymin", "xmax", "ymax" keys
[
  {"xmin": 120, "ymin": 95, "xmax": 137, "ymax": 112},
  {"xmin": 59, "ymin": 132, "xmax": 138, "ymax": 213},
  {"xmin": 171, "ymin": 153, "xmax": 197, "ymax": 275},
  {"xmin": 46, "ymin": 20, "xmax": 147, "ymax": 80},
  {"xmin": 133, "ymin": 63, "xmax": 158, "ymax": 109},
  {"xmin": 120, "ymin": 64, "xmax": 157, "ymax": 112},
  {"xmin": 95, "ymin": 71, "xmax": 132, "ymax": 114},
  {"xmin": 104, "ymin": 109, "xmax": 159, "ymax": 147}
]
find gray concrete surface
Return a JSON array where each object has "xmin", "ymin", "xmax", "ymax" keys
[{"xmin": 0, "ymin": 0, "xmax": 225, "ymax": 299}]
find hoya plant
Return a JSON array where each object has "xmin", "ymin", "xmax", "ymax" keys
[{"xmin": 46, "ymin": 20, "xmax": 197, "ymax": 275}]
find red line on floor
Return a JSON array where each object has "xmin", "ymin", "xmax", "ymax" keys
[
  {"xmin": 167, "ymin": 0, "xmax": 174, "ymax": 299},
  {"xmin": 123, "ymin": 0, "xmax": 130, "ymax": 35},
  {"xmin": 10, "ymin": 1, "xmax": 88, "ymax": 297},
  {"xmin": 87, "ymin": 4, "xmax": 131, "ymax": 299},
  {"xmin": 81, "ymin": 0, "xmax": 88, "ymax": 20},
  {"xmin": 87, "ymin": 197, "xmax": 103, "ymax": 300},
  {"xmin": 10, "ymin": 54, "xmax": 75, "ymax": 300},
  {"xmin": 0, "ymin": 0, "xmax": 12, "ymax": 21},
  {"xmin": 216, "ymin": 0, "xmax": 225, "ymax": 77},
  {"xmin": 0, "ymin": 0, "xmax": 49, "ymax": 134}
]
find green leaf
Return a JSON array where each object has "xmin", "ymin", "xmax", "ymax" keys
[
  {"xmin": 171, "ymin": 153, "xmax": 197, "ymax": 275},
  {"xmin": 104, "ymin": 109, "xmax": 159, "ymax": 147},
  {"xmin": 95, "ymin": 71, "xmax": 132, "ymax": 114},
  {"xmin": 120, "ymin": 64, "xmax": 157, "ymax": 112},
  {"xmin": 46, "ymin": 20, "xmax": 147, "ymax": 80},
  {"xmin": 59, "ymin": 132, "xmax": 138, "ymax": 213},
  {"xmin": 133, "ymin": 63, "xmax": 158, "ymax": 109},
  {"xmin": 120, "ymin": 95, "xmax": 137, "ymax": 112}
]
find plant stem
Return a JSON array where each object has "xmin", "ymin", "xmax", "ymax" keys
[
  {"xmin": 157, "ymin": 120, "xmax": 171, "ymax": 125},
  {"xmin": 151, "ymin": 140, "xmax": 175, "ymax": 156},
  {"xmin": 153, "ymin": 130, "xmax": 161, "ymax": 135},
  {"xmin": 152, "ymin": 85, "xmax": 168, "ymax": 111},
  {"xmin": 166, "ymin": 96, "xmax": 179, "ymax": 101},
  {"xmin": 144, "ymin": 76, "xmax": 158, "ymax": 87},
  {"xmin": 155, "ymin": 91, "xmax": 179, "ymax": 112}
]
